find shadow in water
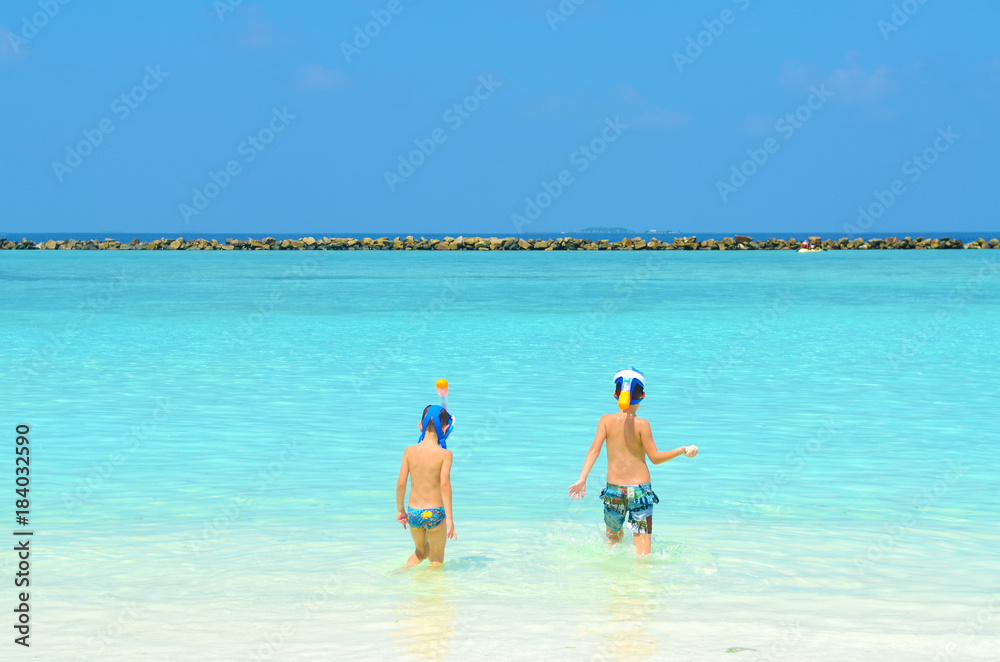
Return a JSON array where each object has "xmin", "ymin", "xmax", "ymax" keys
[
  {"xmin": 390, "ymin": 568, "xmax": 455, "ymax": 660},
  {"xmin": 583, "ymin": 539, "xmax": 712, "ymax": 661},
  {"xmin": 590, "ymin": 560, "xmax": 664, "ymax": 661}
]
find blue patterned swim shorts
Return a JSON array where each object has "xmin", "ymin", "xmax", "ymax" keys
[
  {"xmin": 600, "ymin": 483, "xmax": 659, "ymax": 534},
  {"xmin": 407, "ymin": 507, "xmax": 446, "ymax": 529}
]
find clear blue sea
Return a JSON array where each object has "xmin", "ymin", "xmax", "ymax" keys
[{"xmin": 1, "ymin": 250, "xmax": 999, "ymax": 661}]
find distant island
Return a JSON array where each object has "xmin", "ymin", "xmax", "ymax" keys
[
  {"xmin": 575, "ymin": 227, "xmax": 676, "ymax": 234},
  {"xmin": 577, "ymin": 226, "xmax": 635, "ymax": 234}
]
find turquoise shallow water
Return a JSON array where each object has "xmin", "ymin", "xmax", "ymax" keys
[{"xmin": 1, "ymin": 250, "xmax": 999, "ymax": 661}]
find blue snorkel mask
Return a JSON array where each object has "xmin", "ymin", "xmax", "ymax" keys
[
  {"xmin": 420, "ymin": 405, "xmax": 455, "ymax": 449},
  {"xmin": 614, "ymin": 366, "xmax": 646, "ymax": 410}
]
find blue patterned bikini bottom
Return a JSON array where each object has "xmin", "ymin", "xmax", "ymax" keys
[{"xmin": 407, "ymin": 507, "xmax": 446, "ymax": 529}]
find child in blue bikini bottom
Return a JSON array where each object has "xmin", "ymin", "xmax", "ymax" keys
[{"xmin": 407, "ymin": 506, "xmax": 446, "ymax": 529}]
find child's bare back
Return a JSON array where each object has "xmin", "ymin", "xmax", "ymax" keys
[
  {"xmin": 568, "ymin": 368, "xmax": 697, "ymax": 556},
  {"xmin": 401, "ymin": 441, "xmax": 449, "ymax": 509},
  {"xmin": 600, "ymin": 411, "xmax": 657, "ymax": 485},
  {"xmin": 396, "ymin": 405, "xmax": 456, "ymax": 568}
]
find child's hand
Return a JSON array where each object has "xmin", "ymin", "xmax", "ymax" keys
[
  {"xmin": 396, "ymin": 510, "xmax": 408, "ymax": 529},
  {"xmin": 568, "ymin": 479, "xmax": 586, "ymax": 500},
  {"xmin": 446, "ymin": 518, "xmax": 457, "ymax": 540},
  {"xmin": 684, "ymin": 445, "xmax": 698, "ymax": 458}
]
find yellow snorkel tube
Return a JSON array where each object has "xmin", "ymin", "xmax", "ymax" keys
[{"xmin": 614, "ymin": 367, "xmax": 645, "ymax": 410}]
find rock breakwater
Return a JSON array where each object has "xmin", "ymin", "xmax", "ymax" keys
[{"xmin": 2, "ymin": 235, "xmax": 997, "ymax": 251}]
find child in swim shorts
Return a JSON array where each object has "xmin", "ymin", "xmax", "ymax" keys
[
  {"xmin": 568, "ymin": 367, "xmax": 698, "ymax": 555},
  {"xmin": 396, "ymin": 405, "xmax": 457, "ymax": 568}
]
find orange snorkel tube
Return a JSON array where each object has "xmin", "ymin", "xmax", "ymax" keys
[
  {"xmin": 436, "ymin": 378, "xmax": 449, "ymax": 408},
  {"xmin": 422, "ymin": 379, "xmax": 455, "ymax": 448}
]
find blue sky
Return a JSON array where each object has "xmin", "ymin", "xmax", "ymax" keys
[{"xmin": 2, "ymin": 0, "xmax": 998, "ymax": 236}]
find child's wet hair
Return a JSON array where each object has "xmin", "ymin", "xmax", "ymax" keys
[
  {"xmin": 614, "ymin": 382, "xmax": 644, "ymax": 400},
  {"xmin": 422, "ymin": 405, "xmax": 450, "ymax": 428}
]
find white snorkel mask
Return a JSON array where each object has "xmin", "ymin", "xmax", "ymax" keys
[{"xmin": 613, "ymin": 366, "xmax": 646, "ymax": 410}]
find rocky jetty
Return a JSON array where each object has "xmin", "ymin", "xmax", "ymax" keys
[{"xmin": 1, "ymin": 235, "xmax": 996, "ymax": 251}]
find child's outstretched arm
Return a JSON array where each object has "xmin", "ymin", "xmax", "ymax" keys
[
  {"xmin": 395, "ymin": 450, "xmax": 410, "ymax": 528},
  {"xmin": 440, "ymin": 450, "xmax": 456, "ymax": 540},
  {"xmin": 568, "ymin": 418, "xmax": 607, "ymax": 499},
  {"xmin": 638, "ymin": 420, "xmax": 698, "ymax": 464}
]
